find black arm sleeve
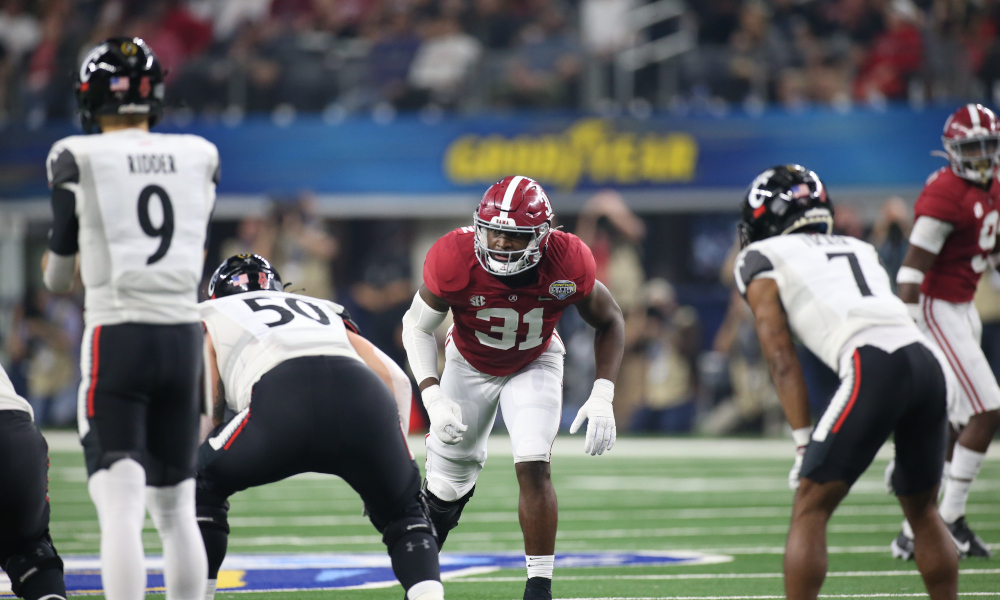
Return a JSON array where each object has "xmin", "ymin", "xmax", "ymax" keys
[
  {"xmin": 49, "ymin": 186, "xmax": 79, "ymax": 255},
  {"xmin": 48, "ymin": 147, "xmax": 80, "ymax": 255}
]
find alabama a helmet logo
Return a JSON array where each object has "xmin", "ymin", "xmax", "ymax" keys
[
  {"xmin": 548, "ymin": 280, "xmax": 577, "ymax": 300},
  {"xmin": 470, "ymin": 295, "xmax": 486, "ymax": 307}
]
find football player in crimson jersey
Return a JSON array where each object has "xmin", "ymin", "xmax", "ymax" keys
[
  {"xmin": 401, "ymin": 175, "xmax": 625, "ymax": 600},
  {"xmin": 890, "ymin": 104, "xmax": 1000, "ymax": 560}
]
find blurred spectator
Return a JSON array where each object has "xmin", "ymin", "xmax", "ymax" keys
[
  {"xmin": 467, "ymin": 0, "xmax": 522, "ymax": 50},
  {"xmin": 220, "ymin": 213, "xmax": 278, "ymax": 262},
  {"xmin": 853, "ymin": 0, "xmax": 924, "ymax": 103},
  {"xmin": 0, "ymin": 0, "xmax": 41, "ymax": 62},
  {"xmin": 347, "ymin": 220, "xmax": 414, "ymax": 366},
  {"xmin": 833, "ymin": 202, "xmax": 865, "ymax": 239},
  {"xmin": 365, "ymin": 10, "xmax": 420, "ymax": 107},
  {"xmin": 629, "ymin": 279, "xmax": 701, "ymax": 434},
  {"xmin": 869, "ymin": 196, "xmax": 911, "ymax": 290},
  {"xmin": 726, "ymin": 0, "xmax": 794, "ymax": 103},
  {"xmin": 699, "ymin": 241, "xmax": 781, "ymax": 435},
  {"xmin": 7, "ymin": 289, "xmax": 82, "ymax": 427},
  {"xmin": 576, "ymin": 190, "xmax": 647, "ymax": 423},
  {"xmin": 403, "ymin": 12, "xmax": 481, "ymax": 109},
  {"xmin": 268, "ymin": 194, "xmax": 339, "ymax": 300},
  {"xmin": 501, "ymin": 5, "xmax": 582, "ymax": 108}
]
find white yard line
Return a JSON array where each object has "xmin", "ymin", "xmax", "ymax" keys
[
  {"xmin": 42, "ymin": 432, "xmax": 1000, "ymax": 459},
  {"xmin": 450, "ymin": 568, "xmax": 1000, "ymax": 582}
]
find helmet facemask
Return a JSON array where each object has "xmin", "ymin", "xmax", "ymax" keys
[
  {"xmin": 944, "ymin": 134, "xmax": 1000, "ymax": 185},
  {"xmin": 473, "ymin": 213, "xmax": 550, "ymax": 276}
]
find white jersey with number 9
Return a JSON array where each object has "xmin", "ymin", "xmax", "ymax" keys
[
  {"xmin": 200, "ymin": 290, "xmax": 363, "ymax": 412},
  {"xmin": 47, "ymin": 129, "xmax": 218, "ymax": 326}
]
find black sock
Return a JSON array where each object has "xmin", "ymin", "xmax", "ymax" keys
[
  {"xmin": 389, "ymin": 532, "xmax": 441, "ymax": 590},
  {"xmin": 199, "ymin": 523, "xmax": 229, "ymax": 579}
]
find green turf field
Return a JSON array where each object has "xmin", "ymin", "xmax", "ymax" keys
[{"xmin": 39, "ymin": 434, "xmax": 999, "ymax": 599}]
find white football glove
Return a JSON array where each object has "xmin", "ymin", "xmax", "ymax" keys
[
  {"xmin": 422, "ymin": 385, "xmax": 467, "ymax": 445},
  {"xmin": 789, "ymin": 426, "xmax": 812, "ymax": 490},
  {"xmin": 569, "ymin": 379, "xmax": 616, "ymax": 456}
]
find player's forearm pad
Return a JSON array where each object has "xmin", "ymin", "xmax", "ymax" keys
[{"xmin": 401, "ymin": 292, "xmax": 448, "ymax": 385}]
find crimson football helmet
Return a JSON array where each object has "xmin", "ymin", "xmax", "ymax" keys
[
  {"xmin": 941, "ymin": 104, "xmax": 1000, "ymax": 185},
  {"xmin": 474, "ymin": 175, "xmax": 554, "ymax": 276}
]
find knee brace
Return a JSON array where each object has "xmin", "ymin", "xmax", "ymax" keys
[
  {"xmin": 423, "ymin": 483, "xmax": 475, "ymax": 548},
  {"xmin": 3, "ymin": 534, "xmax": 64, "ymax": 599},
  {"xmin": 381, "ymin": 516, "xmax": 436, "ymax": 553}
]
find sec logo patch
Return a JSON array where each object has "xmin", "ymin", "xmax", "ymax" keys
[
  {"xmin": 548, "ymin": 280, "xmax": 577, "ymax": 300},
  {"xmin": 470, "ymin": 295, "xmax": 486, "ymax": 307}
]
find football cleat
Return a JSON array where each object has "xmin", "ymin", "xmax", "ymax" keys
[
  {"xmin": 890, "ymin": 529, "xmax": 915, "ymax": 560},
  {"xmin": 523, "ymin": 576, "xmax": 552, "ymax": 600},
  {"xmin": 946, "ymin": 516, "xmax": 992, "ymax": 558}
]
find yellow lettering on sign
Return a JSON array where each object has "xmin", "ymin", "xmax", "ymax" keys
[
  {"xmin": 217, "ymin": 570, "xmax": 248, "ymax": 589},
  {"xmin": 443, "ymin": 118, "xmax": 698, "ymax": 190}
]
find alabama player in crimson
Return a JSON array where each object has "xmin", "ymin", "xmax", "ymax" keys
[
  {"xmin": 891, "ymin": 104, "xmax": 1000, "ymax": 559},
  {"xmin": 401, "ymin": 175, "xmax": 625, "ymax": 600}
]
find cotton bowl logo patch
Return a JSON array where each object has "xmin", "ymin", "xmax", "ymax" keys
[
  {"xmin": 26, "ymin": 552, "xmax": 732, "ymax": 595},
  {"xmin": 548, "ymin": 280, "xmax": 577, "ymax": 300}
]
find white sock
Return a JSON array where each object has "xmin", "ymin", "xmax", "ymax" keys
[
  {"xmin": 147, "ymin": 479, "xmax": 208, "ymax": 600},
  {"xmin": 526, "ymin": 554, "xmax": 554, "ymax": 579},
  {"xmin": 406, "ymin": 580, "xmax": 444, "ymax": 600},
  {"xmin": 938, "ymin": 460, "xmax": 950, "ymax": 503},
  {"xmin": 204, "ymin": 580, "xmax": 217, "ymax": 600},
  {"xmin": 88, "ymin": 459, "xmax": 147, "ymax": 600},
  {"xmin": 940, "ymin": 445, "xmax": 986, "ymax": 523},
  {"xmin": 901, "ymin": 518, "xmax": 914, "ymax": 539}
]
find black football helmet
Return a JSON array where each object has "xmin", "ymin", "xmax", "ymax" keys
[
  {"xmin": 207, "ymin": 254, "xmax": 284, "ymax": 299},
  {"xmin": 738, "ymin": 164, "xmax": 834, "ymax": 248},
  {"xmin": 76, "ymin": 37, "xmax": 165, "ymax": 133}
]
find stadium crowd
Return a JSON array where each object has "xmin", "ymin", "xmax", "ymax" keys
[{"xmin": 1, "ymin": 0, "xmax": 1000, "ymax": 124}]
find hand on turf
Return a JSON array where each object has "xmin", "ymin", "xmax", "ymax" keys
[
  {"xmin": 570, "ymin": 380, "xmax": 616, "ymax": 456},
  {"xmin": 422, "ymin": 385, "xmax": 467, "ymax": 445}
]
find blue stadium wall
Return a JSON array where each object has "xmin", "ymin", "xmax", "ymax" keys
[{"xmin": 0, "ymin": 106, "xmax": 955, "ymax": 202}]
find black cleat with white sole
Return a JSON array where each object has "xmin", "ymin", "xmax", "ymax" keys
[
  {"xmin": 890, "ymin": 529, "xmax": 915, "ymax": 560},
  {"xmin": 524, "ymin": 576, "xmax": 552, "ymax": 600},
  {"xmin": 946, "ymin": 516, "xmax": 992, "ymax": 558}
]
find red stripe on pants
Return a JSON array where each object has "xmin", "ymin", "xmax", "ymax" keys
[
  {"xmin": 832, "ymin": 350, "xmax": 862, "ymax": 434},
  {"xmin": 86, "ymin": 326, "xmax": 103, "ymax": 418}
]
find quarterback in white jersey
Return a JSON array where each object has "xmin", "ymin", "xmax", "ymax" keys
[
  {"xmin": 735, "ymin": 165, "xmax": 958, "ymax": 600},
  {"xmin": 195, "ymin": 255, "xmax": 443, "ymax": 600},
  {"xmin": 41, "ymin": 38, "xmax": 212, "ymax": 600},
  {"xmin": 0, "ymin": 365, "xmax": 67, "ymax": 600}
]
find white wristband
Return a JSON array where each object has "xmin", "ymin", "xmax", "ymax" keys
[
  {"xmin": 896, "ymin": 266, "xmax": 925, "ymax": 286},
  {"xmin": 591, "ymin": 379, "xmax": 615, "ymax": 402},
  {"xmin": 421, "ymin": 384, "xmax": 443, "ymax": 407},
  {"xmin": 792, "ymin": 427, "xmax": 812, "ymax": 448}
]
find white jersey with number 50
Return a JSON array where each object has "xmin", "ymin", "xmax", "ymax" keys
[
  {"xmin": 46, "ymin": 129, "xmax": 217, "ymax": 326},
  {"xmin": 734, "ymin": 234, "xmax": 917, "ymax": 370},
  {"xmin": 200, "ymin": 290, "xmax": 363, "ymax": 412}
]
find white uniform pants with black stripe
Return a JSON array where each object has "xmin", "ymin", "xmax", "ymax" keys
[{"xmin": 919, "ymin": 296, "xmax": 1000, "ymax": 426}]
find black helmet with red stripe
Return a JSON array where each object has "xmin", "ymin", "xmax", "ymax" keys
[
  {"xmin": 207, "ymin": 254, "xmax": 283, "ymax": 299},
  {"xmin": 738, "ymin": 165, "xmax": 834, "ymax": 249}
]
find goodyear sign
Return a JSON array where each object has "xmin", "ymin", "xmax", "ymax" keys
[
  {"xmin": 445, "ymin": 119, "xmax": 698, "ymax": 190},
  {"xmin": 0, "ymin": 108, "xmax": 953, "ymax": 199}
]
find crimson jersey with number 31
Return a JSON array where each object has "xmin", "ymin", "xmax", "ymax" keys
[
  {"xmin": 915, "ymin": 167, "xmax": 1000, "ymax": 303},
  {"xmin": 424, "ymin": 227, "xmax": 596, "ymax": 377}
]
